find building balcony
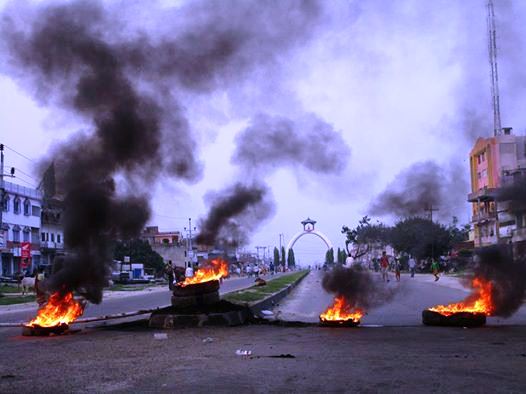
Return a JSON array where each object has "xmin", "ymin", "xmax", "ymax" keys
[
  {"xmin": 512, "ymin": 227, "xmax": 526, "ymax": 243},
  {"xmin": 468, "ymin": 187, "xmax": 498, "ymax": 203},
  {"xmin": 471, "ymin": 211, "xmax": 497, "ymax": 222},
  {"xmin": 40, "ymin": 241, "xmax": 64, "ymax": 251}
]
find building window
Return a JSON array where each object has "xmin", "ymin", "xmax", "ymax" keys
[
  {"xmin": 23, "ymin": 230, "xmax": 30, "ymax": 242},
  {"xmin": 23, "ymin": 199, "xmax": 30, "ymax": 216},
  {"xmin": 57, "ymin": 234, "xmax": 61, "ymax": 244},
  {"xmin": 2, "ymin": 195, "xmax": 8, "ymax": 212},
  {"xmin": 51, "ymin": 233, "xmax": 55, "ymax": 242},
  {"xmin": 13, "ymin": 197, "xmax": 20, "ymax": 214},
  {"xmin": 32, "ymin": 205, "xmax": 41, "ymax": 217},
  {"xmin": 45, "ymin": 233, "xmax": 49, "ymax": 242},
  {"xmin": 13, "ymin": 229, "xmax": 20, "ymax": 242},
  {"xmin": 41, "ymin": 232, "xmax": 46, "ymax": 242}
]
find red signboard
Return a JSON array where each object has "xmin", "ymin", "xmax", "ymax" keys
[
  {"xmin": 21, "ymin": 242, "xmax": 31, "ymax": 269},
  {"xmin": 21, "ymin": 242, "xmax": 31, "ymax": 259}
]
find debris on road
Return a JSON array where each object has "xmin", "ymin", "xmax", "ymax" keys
[{"xmin": 153, "ymin": 333, "xmax": 168, "ymax": 340}]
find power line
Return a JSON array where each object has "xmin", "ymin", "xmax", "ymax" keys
[
  {"xmin": 3, "ymin": 144, "xmax": 36, "ymax": 163},
  {"xmin": 5, "ymin": 164, "xmax": 38, "ymax": 181}
]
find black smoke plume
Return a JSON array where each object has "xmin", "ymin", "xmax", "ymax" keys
[
  {"xmin": 232, "ymin": 113, "xmax": 350, "ymax": 174},
  {"xmin": 471, "ymin": 245, "xmax": 526, "ymax": 318},
  {"xmin": 196, "ymin": 113, "xmax": 350, "ymax": 248},
  {"xmin": 322, "ymin": 265, "xmax": 394, "ymax": 311},
  {"xmin": 196, "ymin": 183, "xmax": 274, "ymax": 248},
  {"xmin": 369, "ymin": 161, "xmax": 468, "ymax": 222},
  {"xmin": 0, "ymin": 0, "xmax": 321, "ymax": 303}
]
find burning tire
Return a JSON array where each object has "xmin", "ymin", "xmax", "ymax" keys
[
  {"xmin": 171, "ymin": 291, "xmax": 220, "ymax": 308},
  {"xmin": 172, "ymin": 280, "xmax": 220, "ymax": 296},
  {"xmin": 22, "ymin": 323, "xmax": 69, "ymax": 336},
  {"xmin": 319, "ymin": 319, "xmax": 360, "ymax": 327},
  {"xmin": 422, "ymin": 309, "xmax": 486, "ymax": 327}
]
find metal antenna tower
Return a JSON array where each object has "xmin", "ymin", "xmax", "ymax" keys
[{"xmin": 487, "ymin": 0, "xmax": 502, "ymax": 136}]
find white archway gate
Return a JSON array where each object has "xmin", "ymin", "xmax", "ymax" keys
[{"xmin": 286, "ymin": 218, "xmax": 333, "ymax": 266}]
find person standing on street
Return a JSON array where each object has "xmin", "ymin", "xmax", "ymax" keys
[
  {"xmin": 185, "ymin": 262, "xmax": 194, "ymax": 279},
  {"xmin": 165, "ymin": 260, "xmax": 175, "ymax": 290},
  {"xmin": 408, "ymin": 256, "xmax": 416, "ymax": 278},
  {"xmin": 380, "ymin": 251, "xmax": 389, "ymax": 282},
  {"xmin": 394, "ymin": 258, "xmax": 401, "ymax": 282},
  {"xmin": 431, "ymin": 259, "xmax": 440, "ymax": 281}
]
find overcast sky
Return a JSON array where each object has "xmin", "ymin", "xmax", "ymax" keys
[{"xmin": 1, "ymin": 0, "xmax": 526, "ymax": 265}]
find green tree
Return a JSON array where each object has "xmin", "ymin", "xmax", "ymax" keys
[
  {"xmin": 338, "ymin": 248, "xmax": 347, "ymax": 264},
  {"xmin": 390, "ymin": 217, "xmax": 450, "ymax": 260},
  {"xmin": 113, "ymin": 239, "xmax": 164, "ymax": 274},
  {"xmin": 342, "ymin": 216, "xmax": 390, "ymax": 259},
  {"xmin": 325, "ymin": 248, "xmax": 335, "ymax": 265},
  {"xmin": 280, "ymin": 246, "xmax": 286, "ymax": 267},
  {"xmin": 287, "ymin": 248, "xmax": 296, "ymax": 268},
  {"xmin": 273, "ymin": 247, "xmax": 280, "ymax": 267}
]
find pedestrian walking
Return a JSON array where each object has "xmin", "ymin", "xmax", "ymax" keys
[
  {"xmin": 431, "ymin": 259, "xmax": 440, "ymax": 281},
  {"xmin": 394, "ymin": 258, "xmax": 401, "ymax": 282},
  {"xmin": 408, "ymin": 256, "xmax": 416, "ymax": 278},
  {"xmin": 380, "ymin": 251, "xmax": 389, "ymax": 282}
]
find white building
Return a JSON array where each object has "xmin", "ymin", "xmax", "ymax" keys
[
  {"xmin": 40, "ymin": 198, "xmax": 65, "ymax": 267},
  {"xmin": 1, "ymin": 180, "xmax": 42, "ymax": 275}
]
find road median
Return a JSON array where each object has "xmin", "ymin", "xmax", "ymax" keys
[{"xmin": 223, "ymin": 270, "xmax": 309, "ymax": 314}]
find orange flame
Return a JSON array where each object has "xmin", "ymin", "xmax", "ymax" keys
[
  {"xmin": 428, "ymin": 277, "xmax": 494, "ymax": 316},
  {"xmin": 177, "ymin": 258, "xmax": 228, "ymax": 287},
  {"xmin": 320, "ymin": 295, "xmax": 363, "ymax": 322},
  {"xmin": 26, "ymin": 292, "xmax": 84, "ymax": 327}
]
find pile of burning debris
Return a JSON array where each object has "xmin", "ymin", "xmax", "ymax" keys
[
  {"xmin": 423, "ymin": 278, "xmax": 493, "ymax": 327},
  {"xmin": 319, "ymin": 295, "xmax": 363, "ymax": 327},
  {"xmin": 149, "ymin": 259, "xmax": 251, "ymax": 328},
  {"xmin": 22, "ymin": 292, "xmax": 85, "ymax": 336}
]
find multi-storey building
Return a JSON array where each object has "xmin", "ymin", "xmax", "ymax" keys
[
  {"xmin": 40, "ymin": 197, "xmax": 64, "ymax": 267},
  {"xmin": 0, "ymin": 180, "xmax": 42, "ymax": 275},
  {"xmin": 141, "ymin": 226, "xmax": 186, "ymax": 267},
  {"xmin": 468, "ymin": 127, "xmax": 526, "ymax": 250}
]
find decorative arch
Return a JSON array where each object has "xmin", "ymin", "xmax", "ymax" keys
[
  {"xmin": 285, "ymin": 218, "xmax": 333, "ymax": 265},
  {"xmin": 286, "ymin": 230, "xmax": 333, "ymax": 252}
]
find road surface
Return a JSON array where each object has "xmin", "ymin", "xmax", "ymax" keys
[
  {"xmin": 273, "ymin": 270, "xmax": 526, "ymax": 326},
  {"xmin": 0, "ymin": 273, "xmax": 286, "ymax": 324}
]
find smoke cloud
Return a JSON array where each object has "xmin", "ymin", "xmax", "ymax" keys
[
  {"xmin": 196, "ymin": 183, "xmax": 274, "ymax": 248},
  {"xmin": 369, "ymin": 161, "xmax": 468, "ymax": 222},
  {"xmin": 322, "ymin": 265, "xmax": 394, "ymax": 311},
  {"xmin": 0, "ymin": 0, "xmax": 322, "ymax": 302},
  {"xmin": 232, "ymin": 113, "xmax": 350, "ymax": 174},
  {"xmin": 196, "ymin": 112, "xmax": 351, "ymax": 248},
  {"xmin": 472, "ymin": 245, "xmax": 526, "ymax": 318}
]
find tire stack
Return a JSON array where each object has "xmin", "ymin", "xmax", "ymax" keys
[
  {"xmin": 422, "ymin": 309, "xmax": 486, "ymax": 327},
  {"xmin": 171, "ymin": 280, "xmax": 220, "ymax": 308}
]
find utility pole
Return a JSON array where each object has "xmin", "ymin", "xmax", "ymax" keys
[
  {"xmin": 184, "ymin": 218, "xmax": 196, "ymax": 268},
  {"xmin": 279, "ymin": 233, "xmax": 284, "ymax": 263},
  {"xmin": 255, "ymin": 246, "xmax": 265, "ymax": 263},
  {"xmin": 487, "ymin": 0, "xmax": 502, "ymax": 136},
  {"xmin": 424, "ymin": 205, "xmax": 439, "ymax": 263}
]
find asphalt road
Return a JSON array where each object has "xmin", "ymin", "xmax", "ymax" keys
[
  {"xmin": 274, "ymin": 270, "xmax": 526, "ymax": 326},
  {"xmin": 1, "ymin": 324, "xmax": 526, "ymax": 392},
  {"xmin": 0, "ymin": 273, "xmax": 285, "ymax": 324}
]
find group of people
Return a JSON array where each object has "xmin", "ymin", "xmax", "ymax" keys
[{"xmin": 378, "ymin": 251, "xmax": 439, "ymax": 282}]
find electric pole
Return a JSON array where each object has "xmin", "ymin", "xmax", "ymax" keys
[
  {"xmin": 424, "ymin": 205, "xmax": 439, "ymax": 262},
  {"xmin": 184, "ymin": 218, "xmax": 196, "ymax": 268}
]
